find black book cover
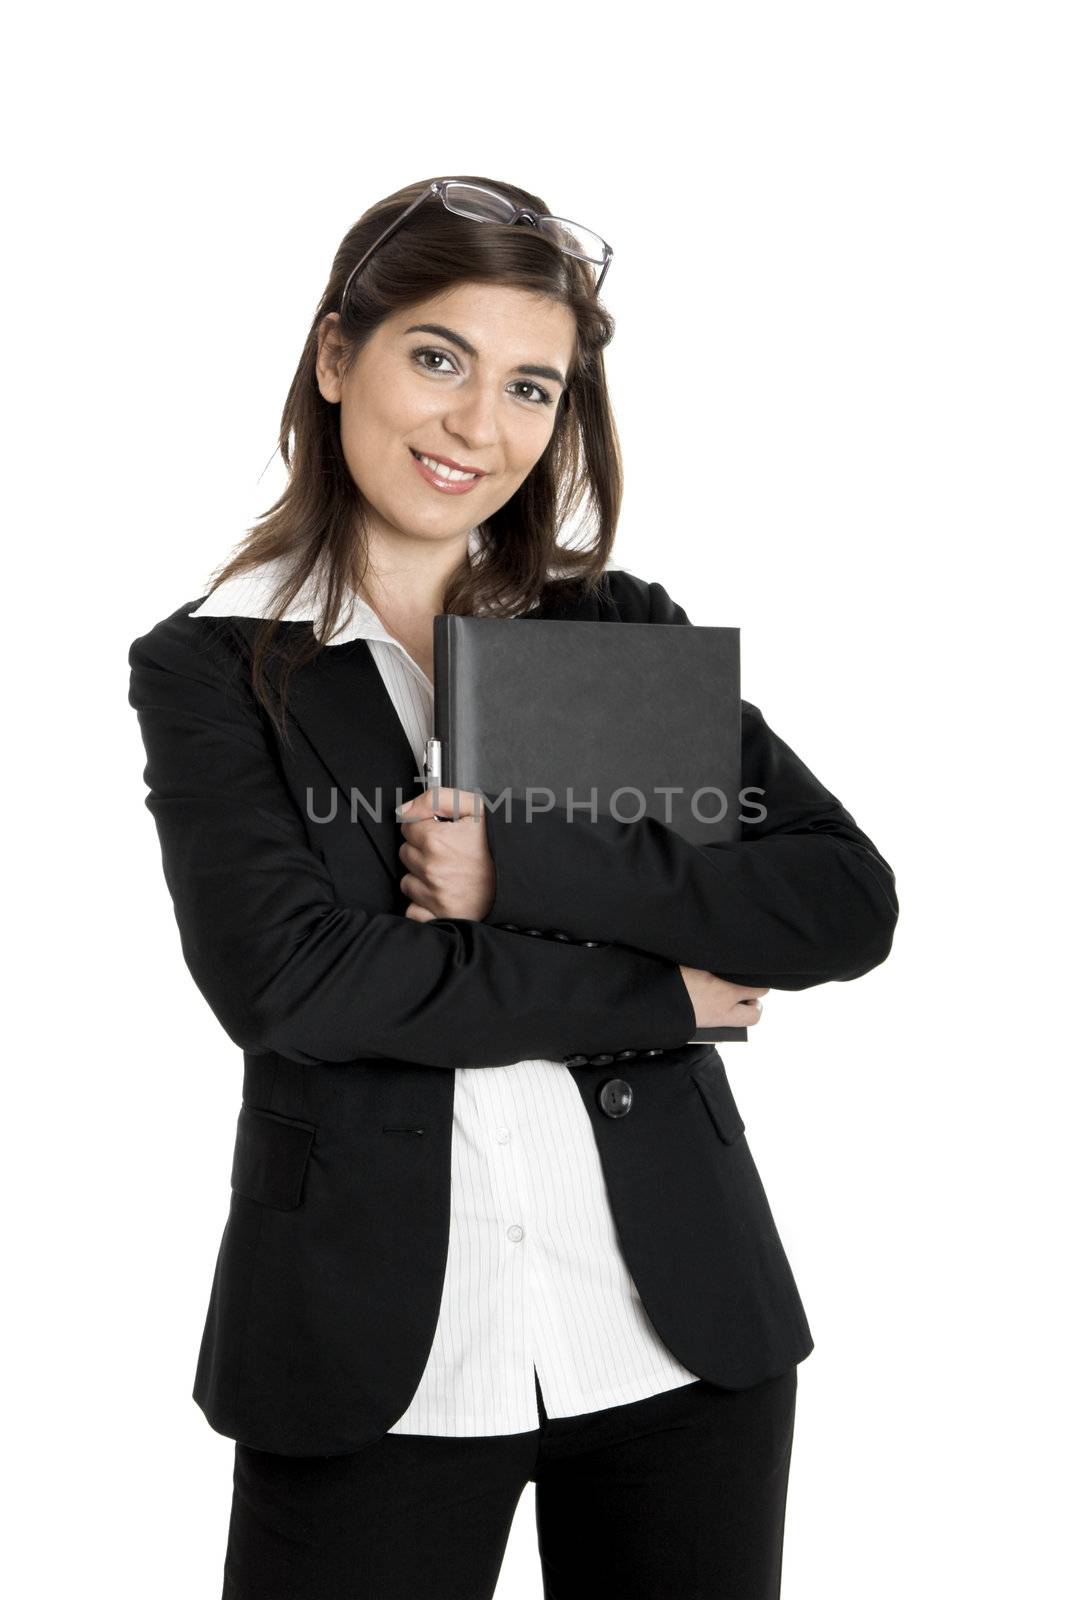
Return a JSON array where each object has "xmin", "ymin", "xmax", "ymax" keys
[{"xmin": 432, "ymin": 613, "xmax": 746, "ymax": 1045}]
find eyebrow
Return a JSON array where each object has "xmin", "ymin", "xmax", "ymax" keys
[{"xmin": 402, "ymin": 323, "xmax": 568, "ymax": 389}]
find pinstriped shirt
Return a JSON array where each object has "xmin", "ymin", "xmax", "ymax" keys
[{"xmin": 190, "ymin": 552, "xmax": 702, "ymax": 1436}]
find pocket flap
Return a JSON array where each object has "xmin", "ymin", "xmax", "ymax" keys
[
  {"xmin": 689, "ymin": 1055, "xmax": 746, "ymax": 1145},
  {"xmin": 231, "ymin": 1104, "xmax": 316, "ymax": 1210}
]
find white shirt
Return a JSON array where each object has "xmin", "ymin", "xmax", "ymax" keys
[{"xmin": 190, "ymin": 550, "xmax": 701, "ymax": 1435}]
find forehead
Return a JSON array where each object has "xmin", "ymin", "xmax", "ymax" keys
[{"xmin": 384, "ymin": 282, "xmax": 577, "ymax": 367}]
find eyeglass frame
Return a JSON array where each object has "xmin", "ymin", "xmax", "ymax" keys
[{"xmin": 339, "ymin": 179, "xmax": 614, "ymax": 311}]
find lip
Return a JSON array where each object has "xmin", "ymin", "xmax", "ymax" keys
[
  {"xmin": 409, "ymin": 446, "xmax": 487, "ymax": 495},
  {"xmin": 409, "ymin": 446, "xmax": 487, "ymax": 477}
]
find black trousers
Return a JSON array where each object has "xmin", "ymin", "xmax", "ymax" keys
[{"xmin": 222, "ymin": 1365, "xmax": 798, "ymax": 1600}]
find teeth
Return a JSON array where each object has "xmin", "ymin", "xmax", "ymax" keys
[{"xmin": 415, "ymin": 451, "xmax": 478, "ymax": 482}]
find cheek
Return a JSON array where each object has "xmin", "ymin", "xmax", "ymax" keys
[
  {"xmin": 343, "ymin": 383, "xmax": 420, "ymax": 451},
  {"xmin": 511, "ymin": 428, "xmax": 555, "ymax": 479},
  {"xmin": 338, "ymin": 393, "xmax": 417, "ymax": 490}
]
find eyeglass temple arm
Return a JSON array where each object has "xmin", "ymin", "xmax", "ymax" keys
[
  {"xmin": 596, "ymin": 247, "xmax": 613, "ymax": 293},
  {"xmin": 340, "ymin": 182, "xmax": 440, "ymax": 306}
]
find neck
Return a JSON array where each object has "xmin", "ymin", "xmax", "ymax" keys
[{"xmin": 356, "ymin": 531, "xmax": 475, "ymax": 625}]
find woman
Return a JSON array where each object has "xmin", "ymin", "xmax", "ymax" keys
[{"xmin": 128, "ymin": 176, "xmax": 898, "ymax": 1599}]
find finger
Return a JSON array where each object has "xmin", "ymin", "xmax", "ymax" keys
[
  {"xmin": 425, "ymin": 786, "xmax": 463, "ymax": 818},
  {"xmin": 399, "ymin": 872, "xmax": 434, "ymax": 908},
  {"xmin": 400, "ymin": 809, "xmax": 459, "ymax": 832},
  {"xmin": 399, "ymin": 787, "xmax": 472, "ymax": 821},
  {"xmin": 399, "ymin": 817, "xmax": 450, "ymax": 846},
  {"xmin": 396, "ymin": 794, "xmax": 441, "ymax": 822},
  {"xmin": 398, "ymin": 807, "xmax": 442, "ymax": 827},
  {"xmin": 401, "ymin": 819, "xmax": 464, "ymax": 860},
  {"xmin": 398, "ymin": 839, "xmax": 429, "ymax": 870},
  {"xmin": 404, "ymin": 902, "xmax": 436, "ymax": 923}
]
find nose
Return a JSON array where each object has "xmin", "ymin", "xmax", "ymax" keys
[{"xmin": 441, "ymin": 385, "xmax": 503, "ymax": 451}]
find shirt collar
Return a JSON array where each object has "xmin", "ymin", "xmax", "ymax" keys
[{"xmin": 188, "ymin": 531, "xmax": 485, "ymax": 647}]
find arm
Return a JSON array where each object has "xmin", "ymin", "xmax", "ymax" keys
[
  {"xmin": 128, "ymin": 609, "xmax": 697, "ymax": 1069},
  {"xmin": 482, "ymin": 580, "xmax": 899, "ymax": 990}
]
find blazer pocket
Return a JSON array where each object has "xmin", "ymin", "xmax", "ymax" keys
[
  {"xmin": 689, "ymin": 1055, "xmax": 746, "ymax": 1145},
  {"xmin": 230, "ymin": 1104, "xmax": 317, "ymax": 1211}
]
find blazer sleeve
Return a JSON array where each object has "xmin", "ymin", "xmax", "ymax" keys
[
  {"xmin": 127, "ymin": 608, "xmax": 698, "ymax": 1070},
  {"xmin": 482, "ymin": 578, "xmax": 899, "ymax": 991}
]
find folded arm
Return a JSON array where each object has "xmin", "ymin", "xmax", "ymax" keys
[{"xmin": 128, "ymin": 609, "xmax": 697, "ymax": 1069}]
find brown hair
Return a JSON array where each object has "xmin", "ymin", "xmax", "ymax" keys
[{"xmin": 203, "ymin": 174, "xmax": 623, "ymax": 741}]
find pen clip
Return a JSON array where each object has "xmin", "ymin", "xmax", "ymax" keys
[{"xmin": 422, "ymin": 736, "xmax": 442, "ymax": 792}]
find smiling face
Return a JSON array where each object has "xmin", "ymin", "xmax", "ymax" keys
[{"xmin": 315, "ymin": 282, "xmax": 577, "ymax": 561}]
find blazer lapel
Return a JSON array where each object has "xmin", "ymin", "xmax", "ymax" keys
[{"xmin": 250, "ymin": 626, "xmax": 426, "ymax": 886}]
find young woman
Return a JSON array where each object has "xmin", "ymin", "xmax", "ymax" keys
[{"xmin": 128, "ymin": 176, "xmax": 898, "ymax": 1600}]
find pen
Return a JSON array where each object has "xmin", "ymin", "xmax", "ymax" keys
[{"xmin": 421, "ymin": 737, "xmax": 450, "ymax": 823}]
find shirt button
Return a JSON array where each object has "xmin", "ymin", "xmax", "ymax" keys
[
  {"xmin": 496, "ymin": 1128, "xmax": 511, "ymax": 1144},
  {"xmin": 507, "ymin": 1224, "xmax": 524, "ymax": 1242}
]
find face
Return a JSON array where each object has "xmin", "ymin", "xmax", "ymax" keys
[{"xmin": 315, "ymin": 282, "xmax": 577, "ymax": 559}]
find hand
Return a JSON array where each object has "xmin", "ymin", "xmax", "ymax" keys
[
  {"xmin": 679, "ymin": 966, "xmax": 769, "ymax": 1029},
  {"xmin": 396, "ymin": 787, "xmax": 496, "ymax": 923}
]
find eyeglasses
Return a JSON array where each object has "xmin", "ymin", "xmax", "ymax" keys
[{"xmin": 340, "ymin": 179, "xmax": 613, "ymax": 310}]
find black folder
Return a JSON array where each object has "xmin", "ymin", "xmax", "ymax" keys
[{"xmin": 429, "ymin": 612, "xmax": 747, "ymax": 1045}]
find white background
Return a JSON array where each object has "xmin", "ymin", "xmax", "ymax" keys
[{"xmin": 6, "ymin": 2, "xmax": 1063, "ymax": 1595}]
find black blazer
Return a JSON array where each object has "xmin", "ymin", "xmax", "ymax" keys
[{"xmin": 128, "ymin": 567, "xmax": 898, "ymax": 1456}]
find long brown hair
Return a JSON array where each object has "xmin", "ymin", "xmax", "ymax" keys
[{"xmin": 204, "ymin": 174, "xmax": 624, "ymax": 740}]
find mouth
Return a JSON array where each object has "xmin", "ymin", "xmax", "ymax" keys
[{"xmin": 409, "ymin": 446, "xmax": 487, "ymax": 494}]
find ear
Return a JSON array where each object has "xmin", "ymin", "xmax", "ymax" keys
[{"xmin": 315, "ymin": 313, "xmax": 345, "ymax": 404}]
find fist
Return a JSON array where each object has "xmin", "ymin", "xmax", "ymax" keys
[{"xmin": 396, "ymin": 787, "xmax": 496, "ymax": 923}]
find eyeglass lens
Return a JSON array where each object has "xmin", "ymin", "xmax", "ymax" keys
[{"xmin": 440, "ymin": 183, "xmax": 607, "ymax": 266}]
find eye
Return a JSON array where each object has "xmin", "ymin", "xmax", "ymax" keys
[
  {"xmin": 411, "ymin": 346, "xmax": 460, "ymax": 377},
  {"xmin": 409, "ymin": 347, "xmax": 554, "ymax": 407},
  {"xmin": 510, "ymin": 379, "xmax": 554, "ymax": 407}
]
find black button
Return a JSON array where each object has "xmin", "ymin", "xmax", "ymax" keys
[
  {"xmin": 549, "ymin": 929, "xmax": 573, "ymax": 942},
  {"xmin": 580, "ymin": 939, "xmax": 602, "ymax": 948},
  {"xmin": 523, "ymin": 927, "xmax": 544, "ymax": 937},
  {"xmin": 501, "ymin": 923, "xmax": 519, "ymax": 931},
  {"xmin": 589, "ymin": 1052, "xmax": 615, "ymax": 1066},
  {"xmin": 597, "ymin": 1078, "xmax": 633, "ymax": 1118},
  {"xmin": 641, "ymin": 1048, "xmax": 664, "ymax": 1057},
  {"xmin": 564, "ymin": 1054, "xmax": 589, "ymax": 1066},
  {"xmin": 615, "ymin": 1049, "xmax": 637, "ymax": 1060}
]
